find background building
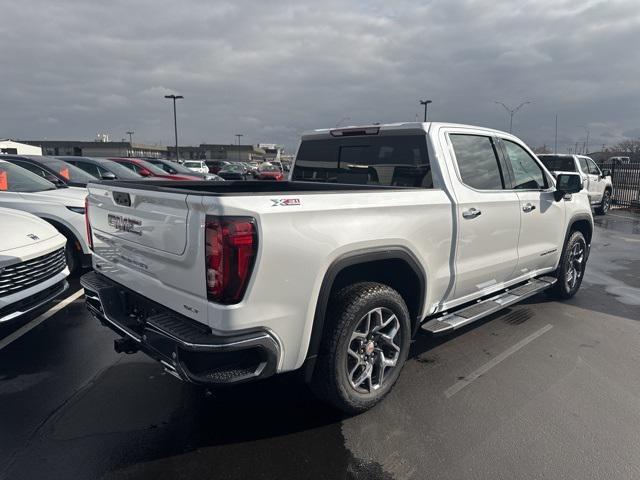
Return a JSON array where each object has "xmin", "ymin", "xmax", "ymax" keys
[
  {"xmin": 0, "ymin": 140, "xmax": 42, "ymax": 155},
  {"xmin": 19, "ymin": 140, "xmax": 167, "ymax": 158},
  {"xmin": 167, "ymin": 144, "xmax": 266, "ymax": 162}
]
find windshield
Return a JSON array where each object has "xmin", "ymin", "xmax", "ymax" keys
[
  {"xmin": 183, "ymin": 161, "xmax": 203, "ymax": 168},
  {"xmin": 221, "ymin": 164, "xmax": 243, "ymax": 172},
  {"xmin": 149, "ymin": 160, "xmax": 196, "ymax": 175},
  {"xmin": 259, "ymin": 163, "xmax": 280, "ymax": 172},
  {"xmin": 0, "ymin": 161, "xmax": 57, "ymax": 192},
  {"xmin": 37, "ymin": 157, "xmax": 98, "ymax": 183},
  {"xmin": 130, "ymin": 160, "xmax": 169, "ymax": 175},
  {"xmin": 538, "ymin": 155, "xmax": 576, "ymax": 172},
  {"xmin": 99, "ymin": 160, "xmax": 144, "ymax": 179}
]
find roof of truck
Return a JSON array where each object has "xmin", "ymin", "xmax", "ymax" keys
[{"xmin": 301, "ymin": 122, "xmax": 513, "ymax": 140}]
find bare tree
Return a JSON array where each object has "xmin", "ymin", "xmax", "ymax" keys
[
  {"xmin": 611, "ymin": 139, "xmax": 640, "ymax": 154},
  {"xmin": 532, "ymin": 145, "xmax": 551, "ymax": 154}
]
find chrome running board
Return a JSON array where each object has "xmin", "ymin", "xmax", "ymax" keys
[{"xmin": 421, "ymin": 276, "xmax": 557, "ymax": 335}]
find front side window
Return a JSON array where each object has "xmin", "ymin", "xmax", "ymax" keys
[
  {"xmin": 503, "ymin": 140, "xmax": 547, "ymax": 190},
  {"xmin": 578, "ymin": 157, "xmax": 589, "ymax": 174},
  {"xmin": 450, "ymin": 134, "xmax": 504, "ymax": 190},
  {"xmin": 293, "ymin": 135, "xmax": 432, "ymax": 188},
  {"xmin": 586, "ymin": 158, "xmax": 601, "ymax": 175}
]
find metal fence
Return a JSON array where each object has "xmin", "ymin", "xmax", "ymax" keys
[{"xmin": 599, "ymin": 161, "xmax": 640, "ymax": 208}]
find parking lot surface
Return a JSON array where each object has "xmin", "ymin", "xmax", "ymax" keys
[{"xmin": 1, "ymin": 211, "xmax": 639, "ymax": 480}]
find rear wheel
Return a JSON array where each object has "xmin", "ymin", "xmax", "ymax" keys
[
  {"xmin": 311, "ymin": 282, "xmax": 411, "ymax": 414},
  {"xmin": 595, "ymin": 190, "xmax": 611, "ymax": 215},
  {"xmin": 550, "ymin": 230, "xmax": 588, "ymax": 299}
]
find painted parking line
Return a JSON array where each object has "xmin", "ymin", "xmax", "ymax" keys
[
  {"xmin": 0, "ymin": 289, "xmax": 85, "ymax": 351},
  {"xmin": 444, "ymin": 324, "xmax": 553, "ymax": 398}
]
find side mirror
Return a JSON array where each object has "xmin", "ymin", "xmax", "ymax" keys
[
  {"xmin": 100, "ymin": 171, "xmax": 117, "ymax": 180},
  {"xmin": 601, "ymin": 169, "xmax": 611, "ymax": 177},
  {"xmin": 554, "ymin": 173, "xmax": 583, "ymax": 201}
]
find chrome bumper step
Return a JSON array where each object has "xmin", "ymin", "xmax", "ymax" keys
[{"xmin": 421, "ymin": 276, "xmax": 557, "ymax": 335}]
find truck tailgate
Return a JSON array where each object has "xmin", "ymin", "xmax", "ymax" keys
[{"xmin": 87, "ymin": 182, "xmax": 208, "ymax": 324}]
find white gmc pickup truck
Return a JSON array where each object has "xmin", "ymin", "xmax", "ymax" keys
[{"xmin": 81, "ymin": 122, "xmax": 593, "ymax": 413}]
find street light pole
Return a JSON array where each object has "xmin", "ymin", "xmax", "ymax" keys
[
  {"xmin": 235, "ymin": 134, "xmax": 243, "ymax": 162},
  {"xmin": 164, "ymin": 94, "xmax": 183, "ymax": 161},
  {"xmin": 494, "ymin": 101, "xmax": 531, "ymax": 133},
  {"xmin": 419, "ymin": 99, "xmax": 432, "ymax": 122},
  {"xmin": 126, "ymin": 131, "xmax": 134, "ymax": 157}
]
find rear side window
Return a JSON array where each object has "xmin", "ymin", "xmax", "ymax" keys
[
  {"xmin": 538, "ymin": 156, "xmax": 576, "ymax": 172},
  {"xmin": 450, "ymin": 134, "xmax": 504, "ymax": 190},
  {"xmin": 502, "ymin": 140, "xmax": 548, "ymax": 190},
  {"xmin": 292, "ymin": 135, "xmax": 432, "ymax": 188}
]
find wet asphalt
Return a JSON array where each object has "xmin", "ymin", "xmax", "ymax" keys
[{"xmin": 1, "ymin": 210, "xmax": 639, "ymax": 480}]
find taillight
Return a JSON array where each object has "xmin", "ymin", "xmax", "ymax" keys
[
  {"xmin": 85, "ymin": 196, "xmax": 94, "ymax": 250},
  {"xmin": 205, "ymin": 216, "xmax": 257, "ymax": 304}
]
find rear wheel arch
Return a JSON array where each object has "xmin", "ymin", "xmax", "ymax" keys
[{"xmin": 304, "ymin": 247, "xmax": 426, "ymax": 379}]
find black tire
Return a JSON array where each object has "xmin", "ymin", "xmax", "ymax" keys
[
  {"xmin": 63, "ymin": 235, "xmax": 81, "ymax": 275},
  {"xmin": 310, "ymin": 282, "xmax": 411, "ymax": 415},
  {"xmin": 549, "ymin": 230, "xmax": 588, "ymax": 299},
  {"xmin": 594, "ymin": 190, "xmax": 611, "ymax": 215}
]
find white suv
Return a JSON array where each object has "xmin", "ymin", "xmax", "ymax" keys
[
  {"xmin": 182, "ymin": 160, "xmax": 209, "ymax": 174},
  {"xmin": 0, "ymin": 160, "xmax": 90, "ymax": 272},
  {"xmin": 0, "ymin": 208, "xmax": 69, "ymax": 323}
]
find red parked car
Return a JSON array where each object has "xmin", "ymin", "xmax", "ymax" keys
[
  {"xmin": 108, "ymin": 158, "xmax": 202, "ymax": 180},
  {"xmin": 255, "ymin": 163, "xmax": 284, "ymax": 181}
]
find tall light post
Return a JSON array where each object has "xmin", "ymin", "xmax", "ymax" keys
[
  {"xmin": 126, "ymin": 131, "xmax": 134, "ymax": 157},
  {"xmin": 494, "ymin": 101, "xmax": 530, "ymax": 133},
  {"xmin": 584, "ymin": 126, "xmax": 590, "ymax": 154},
  {"xmin": 419, "ymin": 99, "xmax": 432, "ymax": 122},
  {"xmin": 164, "ymin": 94, "xmax": 183, "ymax": 161},
  {"xmin": 235, "ymin": 134, "xmax": 243, "ymax": 162}
]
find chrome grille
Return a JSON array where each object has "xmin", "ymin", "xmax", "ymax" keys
[{"xmin": 0, "ymin": 248, "xmax": 66, "ymax": 297}]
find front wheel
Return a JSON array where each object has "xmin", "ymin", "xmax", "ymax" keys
[
  {"xmin": 311, "ymin": 282, "xmax": 411, "ymax": 414},
  {"xmin": 595, "ymin": 190, "xmax": 611, "ymax": 215},
  {"xmin": 549, "ymin": 230, "xmax": 588, "ymax": 299}
]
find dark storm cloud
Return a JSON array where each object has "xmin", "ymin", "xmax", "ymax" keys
[{"xmin": 1, "ymin": 0, "xmax": 639, "ymax": 152}]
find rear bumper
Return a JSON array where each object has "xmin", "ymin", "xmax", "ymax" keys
[{"xmin": 80, "ymin": 271, "xmax": 280, "ymax": 386}]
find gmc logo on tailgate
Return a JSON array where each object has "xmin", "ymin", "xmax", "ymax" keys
[{"xmin": 108, "ymin": 214, "xmax": 142, "ymax": 235}]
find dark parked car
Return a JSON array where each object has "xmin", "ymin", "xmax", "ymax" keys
[
  {"xmin": 204, "ymin": 160, "xmax": 230, "ymax": 174},
  {"xmin": 146, "ymin": 159, "xmax": 224, "ymax": 181},
  {"xmin": 56, "ymin": 156, "xmax": 144, "ymax": 181},
  {"xmin": 217, "ymin": 163, "xmax": 250, "ymax": 180},
  {"xmin": 108, "ymin": 158, "xmax": 203, "ymax": 180},
  {"xmin": 0, "ymin": 154, "xmax": 98, "ymax": 187}
]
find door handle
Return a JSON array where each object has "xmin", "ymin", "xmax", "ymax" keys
[
  {"xmin": 462, "ymin": 208, "xmax": 482, "ymax": 219},
  {"xmin": 522, "ymin": 203, "xmax": 536, "ymax": 213}
]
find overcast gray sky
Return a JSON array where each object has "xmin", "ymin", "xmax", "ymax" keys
[{"xmin": 2, "ymin": 0, "xmax": 639, "ymax": 153}]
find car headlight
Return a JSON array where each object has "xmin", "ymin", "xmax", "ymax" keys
[{"xmin": 66, "ymin": 206, "xmax": 86, "ymax": 214}]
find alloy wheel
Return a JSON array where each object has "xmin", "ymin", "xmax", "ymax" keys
[
  {"xmin": 345, "ymin": 307, "xmax": 402, "ymax": 393},
  {"xmin": 565, "ymin": 239, "xmax": 586, "ymax": 291}
]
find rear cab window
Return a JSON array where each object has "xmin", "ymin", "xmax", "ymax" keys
[
  {"xmin": 449, "ymin": 134, "xmax": 505, "ymax": 190},
  {"xmin": 292, "ymin": 134, "xmax": 432, "ymax": 188}
]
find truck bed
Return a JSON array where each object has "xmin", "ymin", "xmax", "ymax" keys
[{"xmin": 93, "ymin": 180, "xmax": 415, "ymax": 196}]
